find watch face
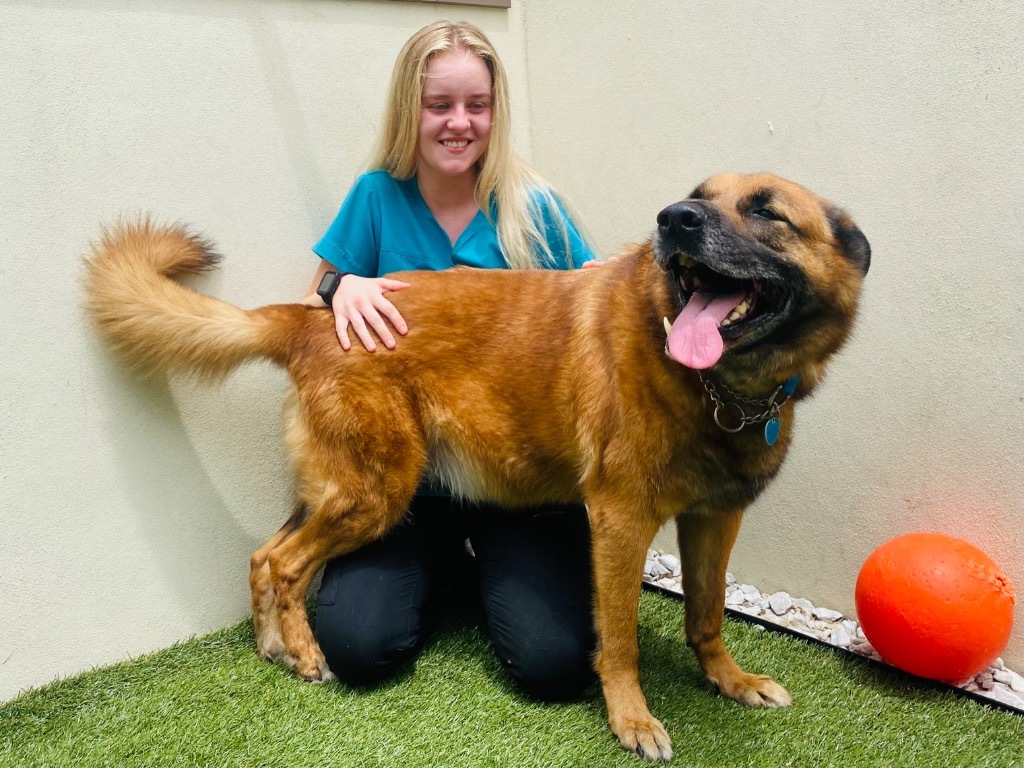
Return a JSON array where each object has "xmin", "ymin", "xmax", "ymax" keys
[{"xmin": 317, "ymin": 271, "xmax": 339, "ymax": 295}]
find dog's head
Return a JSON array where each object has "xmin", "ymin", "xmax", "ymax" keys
[{"xmin": 653, "ymin": 172, "xmax": 870, "ymax": 391}]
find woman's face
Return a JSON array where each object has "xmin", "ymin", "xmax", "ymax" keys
[{"xmin": 417, "ymin": 49, "xmax": 493, "ymax": 184}]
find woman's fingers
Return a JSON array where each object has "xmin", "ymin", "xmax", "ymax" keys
[
  {"xmin": 345, "ymin": 303, "xmax": 381, "ymax": 352},
  {"xmin": 361, "ymin": 302, "xmax": 398, "ymax": 350},
  {"xmin": 374, "ymin": 296, "xmax": 408, "ymax": 337},
  {"xmin": 334, "ymin": 313, "xmax": 353, "ymax": 351}
]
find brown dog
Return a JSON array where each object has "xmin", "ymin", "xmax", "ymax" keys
[{"xmin": 84, "ymin": 173, "xmax": 869, "ymax": 762}]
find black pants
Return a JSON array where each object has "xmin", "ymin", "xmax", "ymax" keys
[{"xmin": 314, "ymin": 496, "xmax": 597, "ymax": 701}]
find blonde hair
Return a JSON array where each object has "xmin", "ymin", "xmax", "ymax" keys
[{"xmin": 370, "ymin": 20, "xmax": 578, "ymax": 269}]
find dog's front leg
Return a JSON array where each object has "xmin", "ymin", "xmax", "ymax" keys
[
  {"xmin": 589, "ymin": 500, "xmax": 672, "ymax": 762},
  {"xmin": 675, "ymin": 510, "xmax": 791, "ymax": 708}
]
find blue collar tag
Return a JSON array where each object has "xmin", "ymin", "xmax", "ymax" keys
[{"xmin": 764, "ymin": 375, "xmax": 800, "ymax": 446}]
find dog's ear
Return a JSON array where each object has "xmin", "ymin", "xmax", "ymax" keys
[{"xmin": 828, "ymin": 207, "xmax": 871, "ymax": 276}]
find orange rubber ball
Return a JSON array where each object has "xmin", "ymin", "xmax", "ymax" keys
[{"xmin": 855, "ymin": 532, "xmax": 1015, "ymax": 681}]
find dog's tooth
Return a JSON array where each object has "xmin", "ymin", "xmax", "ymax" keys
[
  {"xmin": 663, "ymin": 316, "xmax": 672, "ymax": 336},
  {"xmin": 736, "ymin": 300, "xmax": 749, "ymax": 316}
]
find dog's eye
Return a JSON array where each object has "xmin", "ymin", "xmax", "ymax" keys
[{"xmin": 751, "ymin": 208, "xmax": 787, "ymax": 223}]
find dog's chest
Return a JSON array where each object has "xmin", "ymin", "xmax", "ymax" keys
[
  {"xmin": 661, "ymin": 436, "xmax": 789, "ymax": 516},
  {"xmin": 424, "ymin": 439, "xmax": 490, "ymax": 501}
]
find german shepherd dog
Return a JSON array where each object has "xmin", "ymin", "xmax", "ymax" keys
[{"xmin": 85, "ymin": 173, "xmax": 869, "ymax": 761}]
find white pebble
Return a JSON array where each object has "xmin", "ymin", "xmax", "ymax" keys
[
  {"xmin": 657, "ymin": 553, "xmax": 681, "ymax": 574},
  {"xmin": 852, "ymin": 641, "xmax": 876, "ymax": 657},
  {"xmin": 831, "ymin": 626, "xmax": 852, "ymax": 647},
  {"xmin": 813, "ymin": 606, "xmax": 844, "ymax": 621},
  {"xmin": 1008, "ymin": 670, "xmax": 1024, "ymax": 694},
  {"xmin": 993, "ymin": 669, "xmax": 1012, "ymax": 685},
  {"xmin": 740, "ymin": 583, "xmax": 760, "ymax": 596},
  {"xmin": 987, "ymin": 687, "xmax": 1024, "ymax": 710},
  {"xmin": 768, "ymin": 592, "xmax": 793, "ymax": 616},
  {"xmin": 725, "ymin": 590, "xmax": 746, "ymax": 607},
  {"xmin": 725, "ymin": 572, "xmax": 736, "ymax": 586},
  {"xmin": 660, "ymin": 575, "xmax": 682, "ymax": 594},
  {"xmin": 649, "ymin": 560, "xmax": 670, "ymax": 578},
  {"xmin": 793, "ymin": 598, "xmax": 815, "ymax": 612}
]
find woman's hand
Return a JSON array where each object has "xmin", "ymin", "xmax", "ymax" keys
[
  {"xmin": 306, "ymin": 273, "xmax": 412, "ymax": 351},
  {"xmin": 332, "ymin": 274, "xmax": 412, "ymax": 351}
]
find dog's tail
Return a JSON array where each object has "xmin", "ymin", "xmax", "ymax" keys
[{"xmin": 84, "ymin": 220, "xmax": 303, "ymax": 379}]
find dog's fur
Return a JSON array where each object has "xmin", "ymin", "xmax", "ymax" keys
[{"xmin": 84, "ymin": 173, "xmax": 869, "ymax": 762}]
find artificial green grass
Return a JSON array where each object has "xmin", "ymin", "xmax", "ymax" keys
[{"xmin": 2, "ymin": 591, "xmax": 1021, "ymax": 768}]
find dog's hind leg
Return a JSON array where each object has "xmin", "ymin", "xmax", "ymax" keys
[
  {"xmin": 676, "ymin": 510, "xmax": 791, "ymax": 708},
  {"xmin": 267, "ymin": 484, "xmax": 415, "ymax": 681},
  {"xmin": 249, "ymin": 501, "xmax": 309, "ymax": 662},
  {"xmin": 587, "ymin": 493, "xmax": 672, "ymax": 762}
]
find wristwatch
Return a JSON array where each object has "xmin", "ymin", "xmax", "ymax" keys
[{"xmin": 316, "ymin": 270, "xmax": 342, "ymax": 307}]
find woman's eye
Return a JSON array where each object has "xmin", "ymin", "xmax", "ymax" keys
[
  {"xmin": 428, "ymin": 103, "xmax": 449, "ymax": 112},
  {"xmin": 468, "ymin": 102, "xmax": 489, "ymax": 112}
]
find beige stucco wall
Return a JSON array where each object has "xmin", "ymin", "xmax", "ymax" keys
[{"xmin": 2, "ymin": 0, "xmax": 1020, "ymax": 702}]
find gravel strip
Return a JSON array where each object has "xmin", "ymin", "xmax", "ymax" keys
[{"xmin": 644, "ymin": 548, "xmax": 1024, "ymax": 712}]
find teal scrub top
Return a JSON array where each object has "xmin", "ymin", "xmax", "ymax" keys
[{"xmin": 313, "ymin": 170, "xmax": 594, "ymax": 275}]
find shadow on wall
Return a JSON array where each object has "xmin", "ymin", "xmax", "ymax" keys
[{"xmin": 97, "ymin": 355, "xmax": 284, "ymax": 621}]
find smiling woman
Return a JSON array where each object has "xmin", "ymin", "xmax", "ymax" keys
[
  {"xmin": 416, "ymin": 49, "xmax": 494, "ymax": 241},
  {"xmin": 297, "ymin": 19, "xmax": 599, "ymax": 703}
]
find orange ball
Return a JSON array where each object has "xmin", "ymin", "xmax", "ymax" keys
[{"xmin": 855, "ymin": 532, "xmax": 1015, "ymax": 681}]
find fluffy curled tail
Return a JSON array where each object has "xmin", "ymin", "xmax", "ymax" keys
[{"xmin": 84, "ymin": 220, "xmax": 302, "ymax": 379}]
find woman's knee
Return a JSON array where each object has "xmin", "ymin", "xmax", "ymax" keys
[
  {"xmin": 497, "ymin": 629, "xmax": 597, "ymax": 701},
  {"xmin": 312, "ymin": 529, "xmax": 434, "ymax": 687},
  {"xmin": 315, "ymin": 614, "xmax": 420, "ymax": 686}
]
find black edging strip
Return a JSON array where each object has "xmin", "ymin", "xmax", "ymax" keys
[{"xmin": 641, "ymin": 581, "xmax": 1023, "ymax": 717}]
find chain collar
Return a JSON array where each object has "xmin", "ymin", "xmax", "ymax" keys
[{"xmin": 698, "ymin": 372, "xmax": 801, "ymax": 445}]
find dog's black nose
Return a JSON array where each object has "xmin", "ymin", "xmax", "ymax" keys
[{"xmin": 657, "ymin": 203, "xmax": 706, "ymax": 236}]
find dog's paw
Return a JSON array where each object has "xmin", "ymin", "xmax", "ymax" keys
[
  {"xmin": 715, "ymin": 672, "xmax": 791, "ymax": 708},
  {"xmin": 613, "ymin": 716, "xmax": 673, "ymax": 763},
  {"xmin": 293, "ymin": 652, "xmax": 335, "ymax": 684},
  {"xmin": 255, "ymin": 636, "xmax": 287, "ymax": 663}
]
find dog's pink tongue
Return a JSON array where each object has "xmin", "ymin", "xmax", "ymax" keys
[{"xmin": 667, "ymin": 292, "xmax": 745, "ymax": 369}]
